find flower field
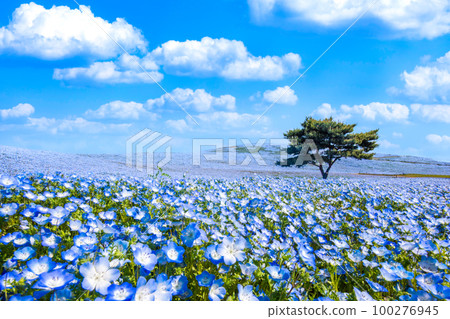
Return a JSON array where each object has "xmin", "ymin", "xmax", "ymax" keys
[{"xmin": 0, "ymin": 173, "xmax": 449, "ymax": 301}]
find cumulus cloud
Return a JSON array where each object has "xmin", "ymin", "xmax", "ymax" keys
[
  {"xmin": 165, "ymin": 119, "xmax": 191, "ymax": 133},
  {"xmin": 148, "ymin": 37, "xmax": 301, "ymax": 80},
  {"xmin": 342, "ymin": 102, "xmax": 410, "ymax": 122},
  {"xmin": 0, "ymin": 2, "xmax": 146, "ymax": 59},
  {"xmin": 0, "ymin": 103, "xmax": 34, "ymax": 119},
  {"xmin": 312, "ymin": 102, "xmax": 409, "ymax": 122},
  {"xmin": 195, "ymin": 111, "xmax": 269, "ymax": 128},
  {"xmin": 146, "ymin": 88, "xmax": 236, "ymax": 112},
  {"xmin": 53, "ymin": 58, "xmax": 163, "ymax": 85},
  {"xmin": 27, "ymin": 116, "xmax": 131, "ymax": 134},
  {"xmin": 85, "ymin": 101, "xmax": 158, "ymax": 120},
  {"xmin": 411, "ymin": 104, "xmax": 450, "ymax": 123},
  {"xmin": 401, "ymin": 51, "xmax": 450, "ymax": 102},
  {"xmin": 262, "ymin": 86, "xmax": 298, "ymax": 105},
  {"xmin": 378, "ymin": 139, "xmax": 399, "ymax": 149},
  {"xmin": 426, "ymin": 134, "xmax": 450, "ymax": 145},
  {"xmin": 248, "ymin": 0, "xmax": 450, "ymax": 39}
]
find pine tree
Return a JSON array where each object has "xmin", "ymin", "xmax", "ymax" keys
[{"xmin": 281, "ymin": 117, "xmax": 379, "ymax": 179}]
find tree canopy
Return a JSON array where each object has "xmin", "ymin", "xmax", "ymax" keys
[{"xmin": 280, "ymin": 117, "xmax": 379, "ymax": 179}]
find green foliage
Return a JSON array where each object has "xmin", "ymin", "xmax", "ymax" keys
[{"xmin": 281, "ymin": 117, "xmax": 379, "ymax": 179}]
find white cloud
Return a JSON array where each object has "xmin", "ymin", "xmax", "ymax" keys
[
  {"xmin": 148, "ymin": 37, "xmax": 301, "ymax": 80},
  {"xmin": 85, "ymin": 101, "xmax": 158, "ymax": 120},
  {"xmin": 165, "ymin": 119, "xmax": 191, "ymax": 133},
  {"xmin": 426, "ymin": 134, "xmax": 450, "ymax": 145},
  {"xmin": 378, "ymin": 139, "xmax": 399, "ymax": 149},
  {"xmin": 248, "ymin": 0, "xmax": 450, "ymax": 39},
  {"xmin": 27, "ymin": 116, "xmax": 131, "ymax": 134},
  {"xmin": 312, "ymin": 102, "xmax": 409, "ymax": 122},
  {"xmin": 0, "ymin": 3, "xmax": 146, "ymax": 59},
  {"xmin": 53, "ymin": 59, "xmax": 163, "ymax": 85},
  {"xmin": 196, "ymin": 111, "xmax": 269, "ymax": 128},
  {"xmin": 411, "ymin": 104, "xmax": 450, "ymax": 123},
  {"xmin": 0, "ymin": 103, "xmax": 34, "ymax": 119},
  {"xmin": 146, "ymin": 88, "xmax": 236, "ymax": 112},
  {"xmin": 401, "ymin": 51, "xmax": 450, "ymax": 101},
  {"xmin": 262, "ymin": 86, "xmax": 298, "ymax": 105},
  {"xmin": 392, "ymin": 132, "xmax": 403, "ymax": 138},
  {"xmin": 342, "ymin": 102, "xmax": 409, "ymax": 122},
  {"xmin": 311, "ymin": 103, "xmax": 350, "ymax": 121}
]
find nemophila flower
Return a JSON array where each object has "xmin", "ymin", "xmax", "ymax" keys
[
  {"xmin": 80, "ymin": 257, "xmax": 120, "ymax": 295},
  {"xmin": 69, "ymin": 219, "xmax": 82, "ymax": 231},
  {"xmin": 266, "ymin": 266, "xmax": 290, "ymax": 282},
  {"xmin": 170, "ymin": 275, "xmax": 188, "ymax": 296},
  {"xmin": 0, "ymin": 271, "xmax": 21, "ymax": 289},
  {"xmin": 416, "ymin": 273, "xmax": 443, "ymax": 294},
  {"xmin": 409, "ymin": 290, "xmax": 435, "ymax": 301},
  {"xmin": 196, "ymin": 271, "xmax": 215, "ymax": 287},
  {"xmin": 181, "ymin": 223, "xmax": 201, "ymax": 247},
  {"xmin": 0, "ymin": 232, "xmax": 19, "ymax": 244},
  {"xmin": 347, "ymin": 250, "xmax": 365, "ymax": 263},
  {"xmin": 366, "ymin": 279, "xmax": 388, "ymax": 293},
  {"xmin": 9, "ymin": 294, "xmax": 34, "ymax": 301},
  {"xmin": 237, "ymin": 284, "xmax": 259, "ymax": 301},
  {"xmin": 204, "ymin": 244, "xmax": 223, "ymax": 265},
  {"xmin": 0, "ymin": 203, "xmax": 19, "ymax": 217},
  {"xmin": 217, "ymin": 236, "xmax": 246, "ymax": 266},
  {"xmin": 162, "ymin": 241, "xmax": 185, "ymax": 263},
  {"xmin": 419, "ymin": 256, "xmax": 441, "ymax": 273},
  {"xmin": 399, "ymin": 240, "xmax": 417, "ymax": 251},
  {"xmin": 61, "ymin": 246, "xmax": 82, "ymax": 262},
  {"xmin": 33, "ymin": 269, "xmax": 76, "ymax": 291},
  {"xmin": 51, "ymin": 288, "xmax": 73, "ymax": 301},
  {"xmin": 0, "ymin": 175, "xmax": 19, "ymax": 188},
  {"xmin": 240, "ymin": 262, "xmax": 257, "ymax": 277},
  {"xmin": 209, "ymin": 279, "xmax": 226, "ymax": 301},
  {"xmin": 354, "ymin": 287, "xmax": 375, "ymax": 301},
  {"xmin": 27, "ymin": 256, "xmax": 56, "ymax": 275},
  {"xmin": 298, "ymin": 245, "xmax": 315, "ymax": 269},
  {"xmin": 134, "ymin": 274, "xmax": 173, "ymax": 301},
  {"xmin": 14, "ymin": 246, "xmax": 36, "ymax": 261},
  {"xmin": 41, "ymin": 232, "xmax": 61, "ymax": 249},
  {"xmin": 372, "ymin": 246, "xmax": 391, "ymax": 257},
  {"xmin": 106, "ymin": 282, "xmax": 136, "ymax": 301},
  {"xmin": 133, "ymin": 245, "xmax": 157, "ymax": 271}
]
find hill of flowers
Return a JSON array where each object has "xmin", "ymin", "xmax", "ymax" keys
[{"xmin": 0, "ymin": 172, "xmax": 449, "ymax": 301}]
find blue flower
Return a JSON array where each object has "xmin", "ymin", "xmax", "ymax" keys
[
  {"xmin": 9, "ymin": 294, "xmax": 34, "ymax": 301},
  {"xmin": 181, "ymin": 223, "xmax": 201, "ymax": 247},
  {"xmin": 196, "ymin": 271, "xmax": 215, "ymax": 287},
  {"xmin": 347, "ymin": 250, "xmax": 365, "ymax": 263},
  {"xmin": 266, "ymin": 266, "xmax": 290, "ymax": 282},
  {"xmin": 0, "ymin": 271, "xmax": 21, "ymax": 290},
  {"xmin": 217, "ymin": 236, "xmax": 246, "ymax": 266},
  {"xmin": 14, "ymin": 246, "xmax": 36, "ymax": 261},
  {"xmin": 209, "ymin": 279, "xmax": 226, "ymax": 301},
  {"xmin": 80, "ymin": 257, "xmax": 120, "ymax": 295},
  {"xmin": 240, "ymin": 262, "xmax": 258, "ymax": 277},
  {"xmin": 204, "ymin": 244, "xmax": 223, "ymax": 265},
  {"xmin": 366, "ymin": 279, "xmax": 388, "ymax": 293},
  {"xmin": 27, "ymin": 256, "xmax": 56, "ymax": 275},
  {"xmin": 416, "ymin": 273, "xmax": 443, "ymax": 294},
  {"xmin": 298, "ymin": 245, "xmax": 315, "ymax": 269},
  {"xmin": 162, "ymin": 241, "xmax": 185, "ymax": 264},
  {"xmin": 0, "ymin": 203, "xmax": 19, "ymax": 217},
  {"xmin": 61, "ymin": 246, "xmax": 82, "ymax": 262},
  {"xmin": 41, "ymin": 232, "xmax": 61, "ymax": 249},
  {"xmin": 133, "ymin": 245, "xmax": 157, "ymax": 271},
  {"xmin": 237, "ymin": 284, "xmax": 259, "ymax": 301},
  {"xmin": 33, "ymin": 269, "xmax": 75, "ymax": 291},
  {"xmin": 106, "ymin": 282, "xmax": 135, "ymax": 301},
  {"xmin": 354, "ymin": 287, "xmax": 375, "ymax": 301},
  {"xmin": 170, "ymin": 275, "xmax": 188, "ymax": 296}
]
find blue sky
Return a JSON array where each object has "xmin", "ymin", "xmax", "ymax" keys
[{"xmin": 0, "ymin": 0, "xmax": 449, "ymax": 160}]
